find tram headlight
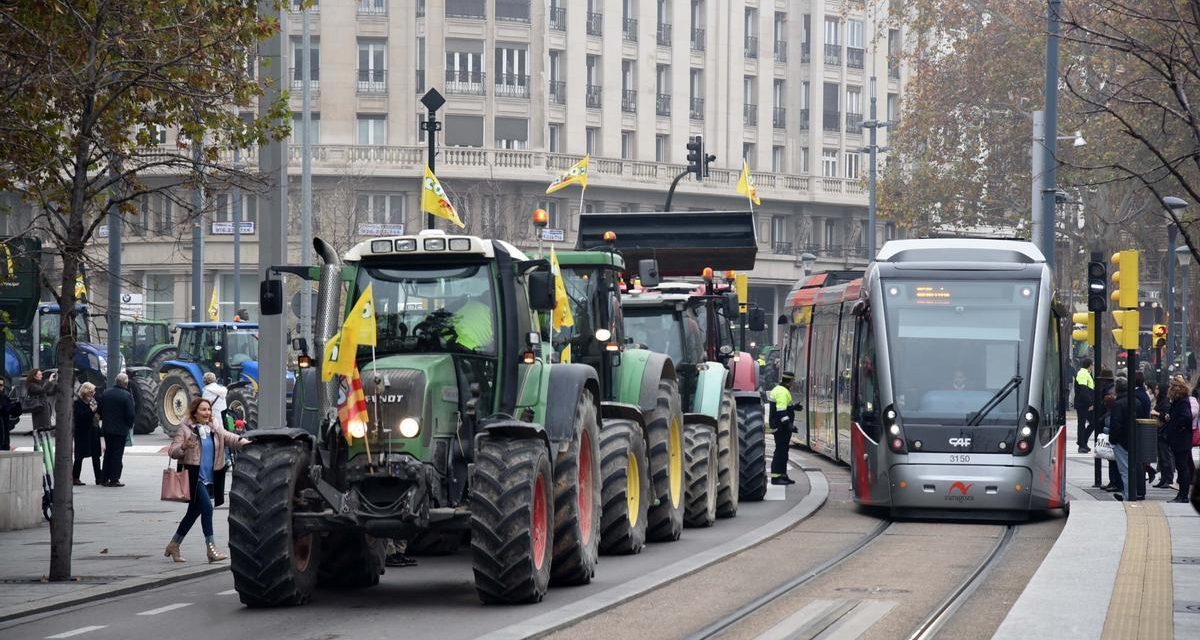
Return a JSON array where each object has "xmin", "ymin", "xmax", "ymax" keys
[
  {"xmin": 1020, "ymin": 426, "xmax": 1032, "ymax": 437},
  {"xmin": 1013, "ymin": 406, "xmax": 1039, "ymax": 457},
  {"xmin": 889, "ymin": 424, "xmax": 900, "ymax": 436}
]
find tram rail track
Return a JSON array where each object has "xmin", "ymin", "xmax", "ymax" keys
[{"xmin": 906, "ymin": 524, "xmax": 1018, "ymax": 640}]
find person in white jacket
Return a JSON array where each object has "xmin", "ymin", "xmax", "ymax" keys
[{"xmin": 202, "ymin": 372, "xmax": 228, "ymax": 418}]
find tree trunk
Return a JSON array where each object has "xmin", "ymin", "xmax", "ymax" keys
[{"xmin": 48, "ymin": 253, "xmax": 79, "ymax": 581}]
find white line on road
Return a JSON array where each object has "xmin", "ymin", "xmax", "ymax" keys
[
  {"xmin": 217, "ymin": 589, "xmax": 237, "ymax": 595},
  {"xmin": 46, "ymin": 626, "xmax": 107, "ymax": 639},
  {"xmin": 136, "ymin": 602, "xmax": 193, "ymax": 616}
]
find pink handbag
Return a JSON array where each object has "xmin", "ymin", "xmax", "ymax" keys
[{"xmin": 160, "ymin": 456, "xmax": 191, "ymax": 503}]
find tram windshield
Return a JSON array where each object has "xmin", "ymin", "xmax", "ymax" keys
[{"xmin": 881, "ymin": 279, "xmax": 1038, "ymax": 425}]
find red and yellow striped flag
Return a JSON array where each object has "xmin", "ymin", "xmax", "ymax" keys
[{"xmin": 337, "ymin": 367, "xmax": 370, "ymax": 444}]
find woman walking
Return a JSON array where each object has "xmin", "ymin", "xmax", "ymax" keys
[
  {"xmin": 72, "ymin": 383, "xmax": 103, "ymax": 485},
  {"xmin": 165, "ymin": 397, "xmax": 248, "ymax": 562},
  {"xmin": 25, "ymin": 368, "xmax": 57, "ymax": 432},
  {"xmin": 1163, "ymin": 378, "xmax": 1195, "ymax": 503}
]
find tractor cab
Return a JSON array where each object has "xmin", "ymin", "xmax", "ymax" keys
[
  {"xmin": 34, "ymin": 303, "xmax": 116, "ymax": 388},
  {"xmin": 550, "ymin": 251, "xmax": 628, "ymax": 394},
  {"xmin": 119, "ymin": 319, "xmax": 172, "ymax": 368},
  {"xmin": 174, "ymin": 322, "xmax": 260, "ymax": 386}
]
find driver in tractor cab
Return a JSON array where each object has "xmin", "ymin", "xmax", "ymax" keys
[{"xmin": 445, "ymin": 279, "xmax": 495, "ymax": 353}]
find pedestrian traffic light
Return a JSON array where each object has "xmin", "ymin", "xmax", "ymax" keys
[
  {"xmin": 1152, "ymin": 323, "xmax": 1167, "ymax": 348},
  {"xmin": 686, "ymin": 136, "xmax": 705, "ymax": 180},
  {"xmin": 1071, "ymin": 312, "xmax": 1095, "ymax": 346},
  {"xmin": 1110, "ymin": 250, "xmax": 1139, "ymax": 309},
  {"xmin": 1086, "ymin": 260, "xmax": 1107, "ymax": 312},
  {"xmin": 1111, "ymin": 309, "xmax": 1140, "ymax": 350}
]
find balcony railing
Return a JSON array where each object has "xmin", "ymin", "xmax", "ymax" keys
[
  {"xmin": 774, "ymin": 42, "xmax": 787, "ymax": 63},
  {"xmin": 745, "ymin": 35, "xmax": 759, "ymax": 58},
  {"xmin": 798, "ymin": 108, "xmax": 809, "ymax": 130},
  {"xmin": 744, "ymin": 103, "xmax": 758, "ymax": 127},
  {"xmin": 587, "ymin": 11, "xmax": 603, "ymax": 35},
  {"xmin": 623, "ymin": 18, "xmax": 638, "ymax": 41},
  {"xmin": 690, "ymin": 97, "xmax": 705, "ymax": 120},
  {"xmin": 415, "ymin": 69, "xmax": 425, "ymax": 93},
  {"xmin": 445, "ymin": 0, "xmax": 485, "ymax": 19},
  {"xmin": 656, "ymin": 93, "xmax": 671, "ymax": 116},
  {"xmin": 549, "ymin": 80, "xmax": 566, "ymax": 105},
  {"xmin": 495, "ymin": 0, "xmax": 530, "ymax": 22},
  {"xmin": 495, "ymin": 74, "xmax": 530, "ymax": 98},
  {"xmin": 823, "ymin": 110, "xmax": 841, "ymax": 132},
  {"xmin": 622, "ymin": 89, "xmax": 637, "ymax": 113},
  {"xmin": 358, "ymin": 0, "xmax": 386, "ymax": 15},
  {"xmin": 357, "ymin": 69, "xmax": 387, "ymax": 93},
  {"xmin": 586, "ymin": 84, "xmax": 603, "ymax": 108},
  {"xmin": 772, "ymin": 241, "xmax": 794, "ymax": 255},
  {"xmin": 846, "ymin": 112, "xmax": 863, "ymax": 133},
  {"xmin": 289, "ymin": 72, "xmax": 319, "ymax": 92},
  {"xmin": 773, "ymin": 107, "xmax": 786, "ymax": 129},
  {"xmin": 657, "ymin": 23, "xmax": 672, "ymax": 46},
  {"xmin": 847, "ymin": 47, "xmax": 865, "ymax": 69},
  {"xmin": 800, "ymin": 42, "xmax": 811, "ymax": 63},
  {"xmin": 445, "ymin": 69, "xmax": 486, "ymax": 95},
  {"xmin": 691, "ymin": 27, "xmax": 706, "ymax": 51},
  {"xmin": 825, "ymin": 44, "xmax": 842, "ymax": 66},
  {"xmin": 549, "ymin": 6, "xmax": 566, "ymax": 30}
]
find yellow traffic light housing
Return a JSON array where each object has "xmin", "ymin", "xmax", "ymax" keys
[
  {"xmin": 1111, "ymin": 309, "xmax": 1140, "ymax": 350},
  {"xmin": 1151, "ymin": 323, "xmax": 1167, "ymax": 349},
  {"xmin": 1071, "ymin": 312, "xmax": 1095, "ymax": 346},
  {"xmin": 1109, "ymin": 250, "xmax": 1139, "ymax": 309}
]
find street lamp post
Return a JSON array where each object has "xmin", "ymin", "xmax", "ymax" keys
[
  {"xmin": 1164, "ymin": 197, "xmax": 1188, "ymax": 372},
  {"xmin": 862, "ymin": 77, "xmax": 889, "ymax": 259},
  {"xmin": 1040, "ymin": 0, "xmax": 1062, "ymax": 270},
  {"xmin": 1177, "ymin": 244, "xmax": 1193, "ymax": 375},
  {"xmin": 800, "ymin": 252, "xmax": 816, "ymax": 277},
  {"xmin": 420, "ymin": 88, "xmax": 446, "ymax": 231}
]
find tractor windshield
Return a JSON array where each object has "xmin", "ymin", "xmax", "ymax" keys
[
  {"xmin": 359, "ymin": 263, "xmax": 498, "ymax": 356},
  {"xmin": 551, "ymin": 267, "xmax": 599, "ymax": 359},
  {"xmin": 624, "ymin": 308, "xmax": 686, "ymax": 364},
  {"xmin": 226, "ymin": 331, "xmax": 259, "ymax": 366}
]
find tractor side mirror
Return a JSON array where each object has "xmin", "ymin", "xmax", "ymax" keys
[
  {"xmin": 260, "ymin": 279, "xmax": 284, "ymax": 316},
  {"xmin": 777, "ymin": 314, "xmax": 789, "ymax": 326},
  {"xmin": 528, "ymin": 271, "xmax": 556, "ymax": 312},
  {"xmin": 292, "ymin": 337, "xmax": 309, "ymax": 355},
  {"xmin": 748, "ymin": 307, "xmax": 766, "ymax": 332},
  {"xmin": 638, "ymin": 259, "xmax": 661, "ymax": 288},
  {"xmin": 722, "ymin": 292, "xmax": 740, "ymax": 317}
]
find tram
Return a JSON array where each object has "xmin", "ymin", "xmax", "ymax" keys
[{"xmin": 781, "ymin": 239, "xmax": 1069, "ymax": 518}]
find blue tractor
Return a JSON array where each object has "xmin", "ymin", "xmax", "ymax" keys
[{"xmin": 154, "ymin": 322, "xmax": 279, "ymax": 435}]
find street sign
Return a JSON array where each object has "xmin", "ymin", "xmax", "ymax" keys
[
  {"xmin": 358, "ymin": 223, "xmax": 406, "ymax": 237},
  {"xmin": 97, "ymin": 225, "xmax": 109, "ymax": 239},
  {"xmin": 119, "ymin": 292, "xmax": 144, "ymax": 317},
  {"xmin": 541, "ymin": 228, "xmax": 565, "ymax": 242},
  {"xmin": 211, "ymin": 221, "xmax": 256, "ymax": 235}
]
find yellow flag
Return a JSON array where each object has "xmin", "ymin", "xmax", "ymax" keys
[
  {"xmin": 208, "ymin": 285, "xmax": 219, "ymax": 321},
  {"xmin": 546, "ymin": 155, "xmax": 589, "ymax": 195},
  {"xmin": 75, "ymin": 273, "xmax": 88, "ymax": 300},
  {"xmin": 737, "ymin": 160, "xmax": 761, "ymax": 206},
  {"xmin": 322, "ymin": 330, "xmax": 357, "ymax": 381},
  {"xmin": 343, "ymin": 284, "xmax": 377, "ymax": 348},
  {"xmin": 560, "ymin": 344, "xmax": 572, "ymax": 364},
  {"xmin": 421, "ymin": 166, "xmax": 465, "ymax": 228},
  {"xmin": 549, "ymin": 246, "xmax": 574, "ymax": 330}
]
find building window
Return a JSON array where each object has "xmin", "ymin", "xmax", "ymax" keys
[
  {"xmin": 446, "ymin": 47, "xmax": 485, "ymax": 94},
  {"xmin": 213, "ymin": 192, "xmax": 259, "ymax": 225},
  {"xmin": 621, "ymin": 131, "xmax": 635, "ymax": 159},
  {"xmin": 799, "ymin": 147, "xmax": 810, "ymax": 174},
  {"xmin": 656, "ymin": 134, "xmax": 669, "ymax": 162},
  {"xmin": 357, "ymin": 114, "xmax": 386, "ymax": 145},
  {"xmin": 495, "ymin": 45, "xmax": 530, "ymax": 97},
  {"xmin": 145, "ymin": 274, "xmax": 175, "ymax": 322},
  {"xmin": 218, "ymin": 274, "xmax": 259, "ymax": 322},
  {"xmin": 444, "ymin": 114, "xmax": 484, "ymax": 147},
  {"xmin": 291, "ymin": 112, "xmax": 321, "ymax": 145},
  {"xmin": 144, "ymin": 193, "xmax": 174, "ymax": 235},
  {"xmin": 356, "ymin": 193, "xmax": 406, "ymax": 225},
  {"xmin": 549, "ymin": 123, "xmax": 563, "ymax": 152},
  {"xmin": 743, "ymin": 143, "xmax": 755, "ymax": 169},
  {"xmin": 847, "ymin": 86, "xmax": 862, "ymax": 115},
  {"xmin": 822, "ymin": 148, "xmax": 838, "ymax": 177},
  {"xmin": 824, "ymin": 220, "xmax": 838, "ymax": 249},
  {"xmin": 586, "ymin": 127, "xmax": 598, "ymax": 155},
  {"xmin": 537, "ymin": 200, "xmax": 561, "ymax": 228},
  {"xmin": 417, "ymin": 114, "xmax": 426, "ymax": 143},
  {"xmin": 845, "ymin": 152, "xmax": 861, "ymax": 179},
  {"xmin": 289, "ymin": 38, "xmax": 320, "ymax": 89},
  {"xmin": 772, "ymin": 146, "xmax": 786, "ymax": 173},
  {"xmin": 771, "ymin": 215, "xmax": 789, "ymax": 249},
  {"xmin": 357, "ymin": 40, "xmax": 387, "ymax": 92},
  {"xmin": 824, "ymin": 17, "xmax": 841, "ymax": 44},
  {"xmin": 495, "ymin": 117, "xmax": 529, "ymax": 150},
  {"xmin": 887, "ymin": 93, "xmax": 899, "ymax": 122}
]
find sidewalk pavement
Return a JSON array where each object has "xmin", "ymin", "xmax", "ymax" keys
[{"xmin": 0, "ymin": 443, "xmax": 231, "ymax": 622}]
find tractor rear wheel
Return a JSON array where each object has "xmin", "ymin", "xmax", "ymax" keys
[
  {"xmin": 146, "ymin": 347, "xmax": 177, "ymax": 375},
  {"xmin": 317, "ymin": 531, "xmax": 384, "ymax": 588},
  {"xmin": 684, "ymin": 423, "xmax": 718, "ymax": 528},
  {"xmin": 229, "ymin": 441, "xmax": 320, "ymax": 607},
  {"xmin": 645, "ymin": 377, "xmax": 685, "ymax": 543},
  {"xmin": 715, "ymin": 389, "xmax": 739, "ymax": 518},
  {"xmin": 598, "ymin": 418, "xmax": 649, "ymax": 555},
  {"xmin": 227, "ymin": 387, "xmax": 259, "ymax": 432},
  {"xmin": 130, "ymin": 374, "xmax": 159, "ymax": 435},
  {"xmin": 737, "ymin": 401, "xmax": 768, "ymax": 502},
  {"xmin": 550, "ymin": 390, "xmax": 601, "ymax": 586},
  {"xmin": 471, "ymin": 436, "xmax": 553, "ymax": 604},
  {"xmin": 156, "ymin": 371, "xmax": 199, "ymax": 437}
]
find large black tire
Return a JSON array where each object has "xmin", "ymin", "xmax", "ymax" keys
[
  {"xmin": 471, "ymin": 436, "xmax": 554, "ymax": 604},
  {"xmin": 715, "ymin": 389, "xmax": 739, "ymax": 518},
  {"xmin": 645, "ymin": 377, "xmax": 685, "ymax": 543},
  {"xmin": 156, "ymin": 370, "xmax": 200, "ymax": 437},
  {"xmin": 737, "ymin": 401, "xmax": 768, "ymax": 502},
  {"xmin": 229, "ymin": 442, "xmax": 320, "ymax": 607},
  {"xmin": 130, "ymin": 374, "xmax": 159, "ymax": 435},
  {"xmin": 317, "ymin": 531, "xmax": 384, "ymax": 588},
  {"xmin": 598, "ymin": 418, "xmax": 650, "ymax": 555},
  {"xmin": 405, "ymin": 531, "xmax": 466, "ymax": 556},
  {"xmin": 146, "ymin": 347, "xmax": 177, "ymax": 375},
  {"xmin": 684, "ymin": 423, "xmax": 718, "ymax": 528},
  {"xmin": 549, "ymin": 389, "xmax": 602, "ymax": 586},
  {"xmin": 227, "ymin": 387, "xmax": 259, "ymax": 432}
]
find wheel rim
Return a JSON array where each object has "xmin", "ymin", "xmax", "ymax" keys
[
  {"xmin": 627, "ymin": 449, "xmax": 640, "ymax": 527},
  {"xmin": 532, "ymin": 473, "xmax": 548, "ymax": 571},
  {"xmin": 293, "ymin": 533, "xmax": 313, "ymax": 572},
  {"xmin": 164, "ymin": 383, "xmax": 188, "ymax": 425},
  {"xmin": 668, "ymin": 416, "xmax": 683, "ymax": 507},
  {"xmin": 578, "ymin": 430, "xmax": 594, "ymax": 545}
]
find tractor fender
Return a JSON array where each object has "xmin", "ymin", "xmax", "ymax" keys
[
  {"xmin": 123, "ymin": 366, "xmax": 155, "ymax": 379},
  {"xmin": 544, "ymin": 364, "xmax": 600, "ymax": 451},
  {"xmin": 600, "ymin": 401, "xmax": 646, "ymax": 428},
  {"xmin": 732, "ymin": 390, "xmax": 764, "ymax": 406},
  {"xmin": 244, "ymin": 427, "xmax": 315, "ymax": 446},
  {"xmin": 161, "ymin": 360, "xmax": 204, "ymax": 385},
  {"xmin": 691, "ymin": 362, "xmax": 730, "ymax": 420},
  {"xmin": 239, "ymin": 360, "xmax": 260, "ymax": 389},
  {"xmin": 728, "ymin": 351, "xmax": 758, "ymax": 393},
  {"xmin": 683, "ymin": 413, "xmax": 719, "ymax": 429},
  {"xmin": 476, "ymin": 417, "xmax": 552, "ymax": 454},
  {"xmin": 614, "ymin": 349, "xmax": 676, "ymax": 414}
]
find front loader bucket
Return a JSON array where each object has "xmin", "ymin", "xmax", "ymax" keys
[{"xmin": 576, "ymin": 211, "xmax": 758, "ymax": 276}]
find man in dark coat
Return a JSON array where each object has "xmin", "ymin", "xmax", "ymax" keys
[
  {"xmin": 97, "ymin": 372, "xmax": 136, "ymax": 487},
  {"xmin": 0, "ymin": 378, "xmax": 20, "ymax": 451}
]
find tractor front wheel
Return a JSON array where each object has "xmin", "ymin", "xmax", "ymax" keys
[
  {"xmin": 645, "ymin": 377, "xmax": 685, "ymax": 543},
  {"xmin": 549, "ymin": 390, "xmax": 601, "ymax": 586},
  {"xmin": 737, "ymin": 402, "xmax": 768, "ymax": 502},
  {"xmin": 684, "ymin": 423, "xmax": 719, "ymax": 528},
  {"xmin": 598, "ymin": 418, "xmax": 650, "ymax": 555},
  {"xmin": 156, "ymin": 371, "xmax": 199, "ymax": 437},
  {"xmin": 227, "ymin": 387, "xmax": 259, "ymax": 432},
  {"xmin": 130, "ymin": 373, "xmax": 159, "ymax": 435},
  {"xmin": 715, "ymin": 389, "xmax": 739, "ymax": 518}
]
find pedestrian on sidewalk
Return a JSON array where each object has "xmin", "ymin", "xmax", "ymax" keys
[
  {"xmin": 71, "ymin": 383, "xmax": 103, "ymax": 485},
  {"xmin": 1106, "ymin": 377, "xmax": 1133, "ymax": 501},
  {"xmin": 1163, "ymin": 378, "xmax": 1195, "ymax": 503},
  {"xmin": 1153, "ymin": 380, "xmax": 1175, "ymax": 489},
  {"xmin": 25, "ymin": 368, "xmax": 57, "ymax": 432},
  {"xmin": 1074, "ymin": 357, "xmax": 1095, "ymax": 453},
  {"xmin": 165, "ymin": 397, "xmax": 248, "ymax": 563},
  {"xmin": 202, "ymin": 372, "xmax": 227, "ymax": 416},
  {"xmin": 768, "ymin": 371, "xmax": 802, "ymax": 485},
  {"xmin": 98, "ymin": 372, "xmax": 136, "ymax": 487},
  {"xmin": 0, "ymin": 378, "xmax": 20, "ymax": 451},
  {"xmin": 1097, "ymin": 368, "xmax": 1121, "ymax": 493}
]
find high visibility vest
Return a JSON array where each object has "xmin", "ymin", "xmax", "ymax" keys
[
  {"xmin": 452, "ymin": 300, "xmax": 494, "ymax": 352},
  {"xmin": 1075, "ymin": 368, "xmax": 1094, "ymax": 389}
]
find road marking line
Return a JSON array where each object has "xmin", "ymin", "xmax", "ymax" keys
[
  {"xmin": 217, "ymin": 589, "xmax": 237, "ymax": 595},
  {"xmin": 136, "ymin": 602, "xmax": 193, "ymax": 616},
  {"xmin": 46, "ymin": 626, "xmax": 107, "ymax": 639}
]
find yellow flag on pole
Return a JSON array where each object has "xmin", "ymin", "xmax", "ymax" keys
[
  {"xmin": 343, "ymin": 284, "xmax": 377, "ymax": 348},
  {"xmin": 546, "ymin": 155, "xmax": 589, "ymax": 195},
  {"xmin": 549, "ymin": 246, "xmax": 574, "ymax": 330},
  {"xmin": 75, "ymin": 273, "xmax": 88, "ymax": 300},
  {"xmin": 208, "ymin": 285, "xmax": 219, "ymax": 321},
  {"xmin": 421, "ymin": 166, "xmax": 465, "ymax": 228},
  {"xmin": 322, "ymin": 330, "xmax": 356, "ymax": 381},
  {"xmin": 737, "ymin": 159, "xmax": 761, "ymax": 206}
]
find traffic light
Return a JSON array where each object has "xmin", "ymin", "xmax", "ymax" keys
[
  {"xmin": 704, "ymin": 152, "xmax": 717, "ymax": 178},
  {"xmin": 686, "ymin": 136, "xmax": 705, "ymax": 180},
  {"xmin": 1086, "ymin": 260, "xmax": 1107, "ymax": 312},
  {"xmin": 1071, "ymin": 312, "xmax": 1095, "ymax": 346},
  {"xmin": 1152, "ymin": 323, "xmax": 1167, "ymax": 349},
  {"xmin": 1111, "ymin": 309, "xmax": 1140, "ymax": 350},
  {"xmin": 1109, "ymin": 250, "xmax": 1139, "ymax": 309}
]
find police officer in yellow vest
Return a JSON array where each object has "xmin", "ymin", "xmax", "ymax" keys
[
  {"xmin": 769, "ymin": 371, "xmax": 803, "ymax": 485},
  {"xmin": 1073, "ymin": 356, "xmax": 1095, "ymax": 453}
]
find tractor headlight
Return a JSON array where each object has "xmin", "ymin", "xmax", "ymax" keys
[
  {"xmin": 399, "ymin": 417, "xmax": 420, "ymax": 438},
  {"xmin": 347, "ymin": 418, "xmax": 367, "ymax": 439}
]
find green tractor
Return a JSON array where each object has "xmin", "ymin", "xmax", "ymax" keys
[
  {"xmin": 553, "ymin": 249, "xmax": 698, "ymax": 542},
  {"xmin": 118, "ymin": 318, "xmax": 174, "ymax": 369},
  {"xmin": 230, "ymin": 232, "xmax": 601, "ymax": 606}
]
